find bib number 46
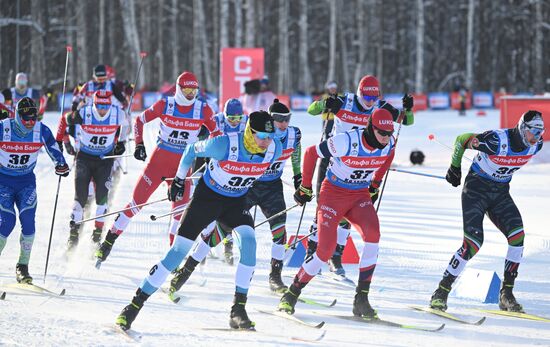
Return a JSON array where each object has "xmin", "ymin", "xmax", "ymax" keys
[{"xmin": 90, "ymin": 136, "xmax": 108, "ymax": 145}]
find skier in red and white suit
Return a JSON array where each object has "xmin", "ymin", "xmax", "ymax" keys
[
  {"xmin": 95, "ymin": 71, "xmax": 219, "ymax": 265},
  {"xmin": 278, "ymin": 108, "xmax": 397, "ymax": 319}
]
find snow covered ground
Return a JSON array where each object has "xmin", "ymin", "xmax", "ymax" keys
[{"xmin": 1, "ymin": 109, "xmax": 549, "ymax": 346}]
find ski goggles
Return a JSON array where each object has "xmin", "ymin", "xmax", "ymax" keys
[
  {"xmin": 226, "ymin": 114, "xmax": 243, "ymax": 122},
  {"xmin": 526, "ymin": 125, "xmax": 545, "ymax": 139},
  {"xmin": 252, "ymin": 129, "xmax": 274, "ymax": 140},
  {"xmin": 373, "ymin": 126, "xmax": 394, "ymax": 137},
  {"xmin": 180, "ymin": 87, "xmax": 198, "ymax": 96},
  {"xmin": 362, "ymin": 95, "xmax": 379, "ymax": 103},
  {"xmin": 271, "ymin": 112, "xmax": 291, "ymax": 123},
  {"xmin": 96, "ymin": 104, "xmax": 111, "ymax": 110}
]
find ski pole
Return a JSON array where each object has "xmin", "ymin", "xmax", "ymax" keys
[
  {"xmin": 126, "ymin": 51, "xmax": 147, "ymax": 115},
  {"xmin": 286, "ymin": 226, "xmax": 317, "ymax": 250},
  {"xmin": 161, "ymin": 163, "xmax": 206, "ymax": 182},
  {"xmin": 253, "ymin": 206, "xmax": 257, "ymax": 223},
  {"xmin": 388, "ymin": 168, "xmax": 445, "ymax": 180},
  {"xmin": 100, "ymin": 153, "xmax": 134, "ymax": 160},
  {"xmin": 254, "ymin": 203, "xmax": 300, "ymax": 229},
  {"xmin": 71, "ymin": 197, "xmax": 169, "ymax": 225},
  {"xmin": 150, "ymin": 204, "xmax": 188, "ymax": 221},
  {"xmin": 376, "ymin": 110, "xmax": 405, "ymax": 212},
  {"xmin": 428, "ymin": 134, "xmax": 474, "ymax": 162},
  {"xmin": 44, "ymin": 45, "xmax": 72, "ymax": 283},
  {"xmin": 290, "ymin": 203, "xmax": 307, "ymax": 249}
]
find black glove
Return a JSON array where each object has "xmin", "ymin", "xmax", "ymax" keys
[
  {"xmin": 325, "ymin": 96, "xmax": 342, "ymax": 113},
  {"xmin": 293, "ymin": 185, "xmax": 313, "ymax": 206},
  {"xmin": 292, "ymin": 174, "xmax": 302, "ymax": 190},
  {"xmin": 114, "ymin": 142, "xmax": 126, "ymax": 156},
  {"xmin": 64, "ymin": 141, "xmax": 76, "ymax": 156},
  {"xmin": 66, "ymin": 111, "xmax": 82, "ymax": 126},
  {"xmin": 55, "ymin": 163, "xmax": 70, "ymax": 177},
  {"xmin": 446, "ymin": 165, "xmax": 461, "ymax": 187},
  {"xmin": 402, "ymin": 94, "xmax": 414, "ymax": 111},
  {"xmin": 134, "ymin": 143, "xmax": 147, "ymax": 161},
  {"xmin": 0, "ymin": 108, "xmax": 9, "ymax": 120},
  {"xmin": 168, "ymin": 176, "xmax": 185, "ymax": 202},
  {"xmin": 369, "ymin": 185, "xmax": 379, "ymax": 204}
]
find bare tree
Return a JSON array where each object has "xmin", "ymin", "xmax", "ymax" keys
[
  {"xmin": 30, "ymin": 0, "xmax": 46, "ymax": 86},
  {"xmin": 415, "ymin": 0, "xmax": 425, "ymax": 93},
  {"xmin": 298, "ymin": 0, "xmax": 311, "ymax": 92},
  {"xmin": 326, "ymin": 0, "xmax": 337, "ymax": 84},
  {"xmin": 245, "ymin": 0, "xmax": 255, "ymax": 47},
  {"xmin": 234, "ymin": 0, "xmax": 243, "ymax": 47},
  {"xmin": 120, "ymin": 0, "xmax": 143, "ymax": 88},
  {"xmin": 465, "ymin": 0, "xmax": 475, "ymax": 89},
  {"xmin": 533, "ymin": 0, "xmax": 543, "ymax": 93},
  {"xmin": 220, "ymin": 0, "xmax": 229, "ymax": 48},
  {"xmin": 171, "ymin": 0, "xmax": 179, "ymax": 79},
  {"xmin": 98, "ymin": 0, "xmax": 106, "ymax": 62},
  {"xmin": 277, "ymin": 0, "xmax": 290, "ymax": 93}
]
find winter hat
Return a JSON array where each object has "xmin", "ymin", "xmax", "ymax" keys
[
  {"xmin": 268, "ymin": 99, "xmax": 291, "ymax": 117},
  {"xmin": 370, "ymin": 108, "xmax": 394, "ymax": 132},
  {"xmin": 248, "ymin": 110, "xmax": 274, "ymax": 133},
  {"xmin": 517, "ymin": 110, "xmax": 545, "ymax": 146},
  {"xmin": 357, "ymin": 75, "xmax": 380, "ymax": 98},
  {"xmin": 93, "ymin": 90, "xmax": 113, "ymax": 105},
  {"xmin": 177, "ymin": 71, "xmax": 199, "ymax": 89},
  {"xmin": 93, "ymin": 65, "xmax": 107, "ymax": 79},
  {"xmin": 224, "ymin": 98, "xmax": 243, "ymax": 116}
]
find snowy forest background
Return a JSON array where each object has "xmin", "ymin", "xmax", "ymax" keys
[{"xmin": 0, "ymin": 0, "xmax": 549, "ymax": 95}]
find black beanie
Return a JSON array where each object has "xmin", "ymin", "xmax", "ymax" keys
[
  {"xmin": 249, "ymin": 110, "xmax": 275, "ymax": 133},
  {"xmin": 268, "ymin": 99, "xmax": 291, "ymax": 116}
]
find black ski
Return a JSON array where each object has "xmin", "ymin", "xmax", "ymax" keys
[
  {"xmin": 327, "ymin": 314, "xmax": 445, "ymax": 332},
  {"xmin": 411, "ymin": 305, "xmax": 486, "ymax": 325}
]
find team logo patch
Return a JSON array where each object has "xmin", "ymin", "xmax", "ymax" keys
[
  {"xmin": 264, "ymin": 122, "xmax": 273, "ymax": 132},
  {"xmin": 231, "ymin": 146, "xmax": 237, "ymax": 152}
]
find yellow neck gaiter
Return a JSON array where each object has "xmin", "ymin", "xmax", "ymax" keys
[{"xmin": 243, "ymin": 123, "xmax": 267, "ymax": 154}]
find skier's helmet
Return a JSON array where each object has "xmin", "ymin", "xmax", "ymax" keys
[{"xmin": 15, "ymin": 72, "xmax": 28, "ymax": 90}]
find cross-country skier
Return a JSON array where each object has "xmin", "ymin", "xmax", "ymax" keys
[
  {"xmin": 305, "ymin": 75, "xmax": 414, "ymax": 277},
  {"xmin": 0, "ymin": 97, "xmax": 69, "ymax": 282},
  {"xmin": 1, "ymin": 73, "xmax": 48, "ymax": 120},
  {"xmin": 429, "ymin": 110, "xmax": 545, "ymax": 313},
  {"xmin": 71, "ymin": 65, "xmax": 130, "ymax": 111},
  {"xmin": 170, "ymin": 99, "xmax": 301, "ymax": 294},
  {"xmin": 278, "ymin": 108, "xmax": 396, "ymax": 318},
  {"xmin": 94, "ymin": 71, "xmax": 218, "ymax": 265},
  {"xmin": 115, "ymin": 111, "xmax": 282, "ymax": 331},
  {"xmin": 65, "ymin": 91, "xmax": 128, "ymax": 251}
]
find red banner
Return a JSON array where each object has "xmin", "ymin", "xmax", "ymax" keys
[
  {"xmin": 500, "ymin": 97, "xmax": 550, "ymax": 141},
  {"xmin": 220, "ymin": 48, "xmax": 264, "ymax": 111},
  {"xmin": 412, "ymin": 93, "xmax": 428, "ymax": 111}
]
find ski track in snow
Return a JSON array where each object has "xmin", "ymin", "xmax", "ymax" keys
[{"xmin": 1, "ymin": 109, "xmax": 549, "ymax": 346}]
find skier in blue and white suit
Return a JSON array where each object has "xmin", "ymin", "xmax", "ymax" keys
[
  {"xmin": 214, "ymin": 98, "xmax": 248, "ymax": 134},
  {"xmin": 116, "ymin": 110, "xmax": 282, "ymax": 331},
  {"xmin": 0, "ymin": 97, "xmax": 69, "ymax": 283}
]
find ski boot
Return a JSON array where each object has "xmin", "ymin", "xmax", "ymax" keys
[
  {"xmin": 429, "ymin": 276, "xmax": 454, "ymax": 311},
  {"xmin": 15, "ymin": 263, "xmax": 33, "ymax": 284},
  {"xmin": 328, "ymin": 244, "xmax": 345, "ymax": 276},
  {"xmin": 499, "ymin": 276, "xmax": 524, "ymax": 312},
  {"xmin": 353, "ymin": 281, "xmax": 378, "ymax": 319},
  {"xmin": 95, "ymin": 231, "xmax": 119, "ymax": 263},
  {"xmin": 116, "ymin": 288, "xmax": 150, "ymax": 331},
  {"xmin": 306, "ymin": 239, "xmax": 317, "ymax": 259},
  {"xmin": 91, "ymin": 227, "xmax": 103, "ymax": 245},
  {"xmin": 66, "ymin": 223, "xmax": 80, "ymax": 254},
  {"xmin": 170, "ymin": 257, "xmax": 199, "ymax": 293},
  {"xmin": 223, "ymin": 238, "xmax": 234, "ymax": 265},
  {"xmin": 269, "ymin": 259, "xmax": 287, "ymax": 293},
  {"xmin": 278, "ymin": 285, "xmax": 301, "ymax": 314},
  {"xmin": 229, "ymin": 293, "xmax": 255, "ymax": 330}
]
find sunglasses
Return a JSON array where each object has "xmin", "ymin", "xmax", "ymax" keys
[
  {"xmin": 226, "ymin": 114, "xmax": 243, "ymax": 122},
  {"xmin": 363, "ymin": 95, "xmax": 379, "ymax": 103},
  {"xmin": 272, "ymin": 113, "xmax": 291, "ymax": 123},
  {"xmin": 18, "ymin": 108, "xmax": 38, "ymax": 121},
  {"xmin": 181, "ymin": 87, "xmax": 198, "ymax": 96},
  {"xmin": 252, "ymin": 129, "xmax": 274, "ymax": 140},
  {"xmin": 374, "ymin": 126, "xmax": 394, "ymax": 137}
]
